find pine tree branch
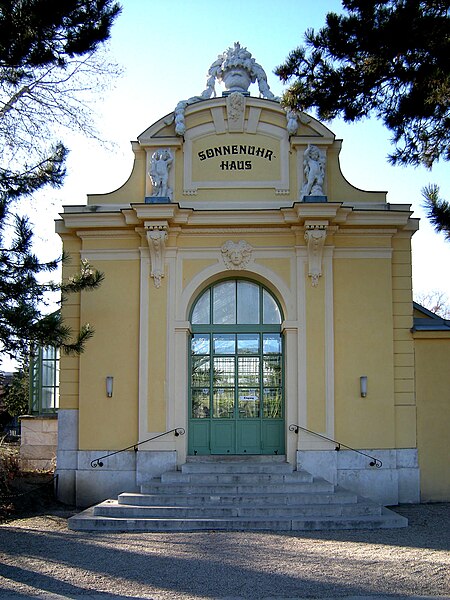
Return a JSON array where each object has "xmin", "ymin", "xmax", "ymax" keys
[{"xmin": 422, "ymin": 184, "xmax": 450, "ymax": 241}]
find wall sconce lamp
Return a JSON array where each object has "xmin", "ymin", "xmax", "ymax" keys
[
  {"xmin": 360, "ymin": 375, "xmax": 368, "ymax": 398},
  {"xmin": 106, "ymin": 376, "xmax": 114, "ymax": 398}
]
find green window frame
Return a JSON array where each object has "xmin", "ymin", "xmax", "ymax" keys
[
  {"xmin": 189, "ymin": 279, "xmax": 284, "ymax": 423},
  {"xmin": 30, "ymin": 346, "xmax": 59, "ymax": 415}
]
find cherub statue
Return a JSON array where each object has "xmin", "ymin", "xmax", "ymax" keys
[
  {"xmin": 300, "ymin": 144, "xmax": 326, "ymax": 199},
  {"xmin": 149, "ymin": 149, "xmax": 173, "ymax": 199}
]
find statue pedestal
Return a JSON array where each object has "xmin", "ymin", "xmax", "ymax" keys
[
  {"xmin": 302, "ymin": 195, "xmax": 327, "ymax": 203},
  {"xmin": 145, "ymin": 196, "xmax": 172, "ymax": 204}
]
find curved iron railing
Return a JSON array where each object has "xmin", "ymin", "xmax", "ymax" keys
[
  {"xmin": 289, "ymin": 424, "xmax": 382, "ymax": 468},
  {"xmin": 90, "ymin": 427, "xmax": 186, "ymax": 468}
]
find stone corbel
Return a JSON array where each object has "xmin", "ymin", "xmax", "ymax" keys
[
  {"xmin": 146, "ymin": 222, "xmax": 168, "ymax": 288},
  {"xmin": 304, "ymin": 221, "xmax": 328, "ymax": 287}
]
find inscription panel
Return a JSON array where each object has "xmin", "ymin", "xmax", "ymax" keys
[{"xmin": 191, "ymin": 133, "xmax": 281, "ymax": 184}]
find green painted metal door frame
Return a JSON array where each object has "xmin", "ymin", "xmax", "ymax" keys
[
  {"xmin": 188, "ymin": 279, "xmax": 285, "ymax": 456},
  {"xmin": 188, "ymin": 328, "xmax": 285, "ymax": 455}
]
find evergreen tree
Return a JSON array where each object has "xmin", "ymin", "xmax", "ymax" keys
[
  {"xmin": 1, "ymin": 368, "xmax": 29, "ymax": 417},
  {"xmin": 422, "ymin": 184, "xmax": 450, "ymax": 241},
  {"xmin": 276, "ymin": 1, "xmax": 450, "ymax": 169},
  {"xmin": 276, "ymin": 0, "xmax": 450, "ymax": 238},
  {"xmin": 0, "ymin": 1, "xmax": 120, "ymax": 363}
]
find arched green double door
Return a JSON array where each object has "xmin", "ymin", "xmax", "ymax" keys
[{"xmin": 188, "ymin": 279, "xmax": 285, "ymax": 455}]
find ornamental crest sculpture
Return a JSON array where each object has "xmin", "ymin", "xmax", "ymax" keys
[
  {"xmin": 221, "ymin": 240, "xmax": 253, "ymax": 270},
  {"xmin": 166, "ymin": 42, "xmax": 302, "ymax": 136}
]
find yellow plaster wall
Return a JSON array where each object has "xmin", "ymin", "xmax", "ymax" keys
[
  {"xmin": 78, "ymin": 259, "xmax": 140, "ymax": 450},
  {"xmin": 80, "ymin": 234, "xmax": 140, "ymax": 251},
  {"xmin": 177, "ymin": 232, "xmax": 294, "ymax": 250},
  {"xmin": 414, "ymin": 336, "xmax": 450, "ymax": 501},
  {"xmin": 326, "ymin": 143, "xmax": 387, "ymax": 204},
  {"xmin": 333, "ymin": 258, "xmax": 395, "ymax": 447},
  {"xmin": 255, "ymin": 258, "xmax": 291, "ymax": 289},
  {"xmin": 182, "ymin": 259, "xmax": 218, "ymax": 291},
  {"xmin": 334, "ymin": 235, "xmax": 392, "ymax": 248},
  {"xmin": 87, "ymin": 144, "xmax": 146, "ymax": 205},
  {"xmin": 259, "ymin": 107, "xmax": 287, "ymax": 129}
]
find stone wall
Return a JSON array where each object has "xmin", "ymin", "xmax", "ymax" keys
[
  {"xmin": 20, "ymin": 415, "xmax": 57, "ymax": 471},
  {"xmin": 297, "ymin": 448, "xmax": 420, "ymax": 505}
]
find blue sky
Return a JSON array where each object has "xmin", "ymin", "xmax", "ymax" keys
[{"xmin": 2, "ymin": 0, "xmax": 449, "ymax": 369}]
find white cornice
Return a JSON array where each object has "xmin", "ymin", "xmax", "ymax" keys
[
  {"xmin": 60, "ymin": 200, "xmax": 418, "ymax": 234},
  {"xmin": 61, "ymin": 213, "xmax": 127, "ymax": 229}
]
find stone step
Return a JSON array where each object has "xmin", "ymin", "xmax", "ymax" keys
[
  {"xmin": 68, "ymin": 508, "xmax": 408, "ymax": 532},
  {"xmin": 118, "ymin": 490, "xmax": 358, "ymax": 506},
  {"xmin": 185, "ymin": 455, "xmax": 287, "ymax": 463},
  {"xmin": 181, "ymin": 461, "xmax": 294, "ymax": 474},
  {"xmin": 140, "ymin": 479, "xmax": 334, "ymax": 495},
  {"xmin": 67, "ymin": 460, "xmax": 408, "ymax": 532},
  {"xmin": 161, "ymin": 470, "xmax": 313, "ymax": 484},
  {"xmin": 93, "ymin": 500, "xmax": 382, "ymax": 519}
]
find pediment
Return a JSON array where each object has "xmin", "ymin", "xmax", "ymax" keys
[
  {"xmin": 138, "ymin": 97, "xmax": 334, "ymax": 143},
  {"xmin": 88, "ymin": 96, "xmax": 387, "ymax": 208}
]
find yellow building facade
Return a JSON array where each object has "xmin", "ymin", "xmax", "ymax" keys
[{"xmin": 56, "ymin": 47, "xmax": 449, "ymax": 507}]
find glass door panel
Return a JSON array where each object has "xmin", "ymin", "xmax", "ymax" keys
[
  {"xmin": 189, "ymin": 281, "xmax": 284, "ymax": 455},
  {"xmin": 213, "ymin": 388, "xmax": 234, "ymax": 418}
]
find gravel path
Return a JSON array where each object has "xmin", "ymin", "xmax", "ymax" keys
[{"xmin": 0, "ymin": 504, "xmax": 449, "ymax": 600}]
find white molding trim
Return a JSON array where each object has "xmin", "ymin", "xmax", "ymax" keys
[
  {"xmin": 296, "ymin": 247, "xmax": 308, "ymax": 430},
  {"xmin": 165, "ymin": 257, "xmax": 175, "ymax": 432},
  {"xmin": 324, "ymin": 247, "xmax": 335, "ymax": 439},
  {"xmin": 138, "ymin": 247, "xmax": 150, "ymax": 443}
]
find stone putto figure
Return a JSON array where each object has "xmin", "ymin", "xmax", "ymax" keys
[
  {"xmin": 149, "ymin": 149, "xmax": 173, "ymax": 199},
  {"xmin": 300, "ymin": 144, "xmax": 326, "ymax": 199}
]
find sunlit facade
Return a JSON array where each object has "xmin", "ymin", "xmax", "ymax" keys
[{"xmin": 55, "ymin": 71, "xmax": 450, "ymax": 507}]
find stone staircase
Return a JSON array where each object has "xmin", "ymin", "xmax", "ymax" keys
[{"xmin": 68, "ymin": 456, "xmax": 408, "ymax": 531}]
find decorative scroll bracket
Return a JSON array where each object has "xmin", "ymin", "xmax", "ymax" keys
[
  {"xmin": 146, "ymin": 223, "xmax": 168, "ymax": 288},
  {"xmin": 304, "ymin": 222, "xmax": 327, "ymax": 287}
]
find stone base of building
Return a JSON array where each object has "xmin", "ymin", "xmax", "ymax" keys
[
  {"xmin": 297, "ymin": 449, "xmax": 420, "ymax": 505},
  {"xmin": 56, "ymin": 448, "xmax": 177, "ymax": 507},
  {"xmin": 19, "ymin": 415, "xmax": 57, "ymax": 471},
  {"xmin": 57, "ymin": 447, "xmax": 420, "ymax": 508},
  {"xmin": 56, "ymin": 412, "xmax": 420, "ymax": 508}
]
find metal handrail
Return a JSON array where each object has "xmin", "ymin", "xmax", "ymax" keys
[
  {"xmin": 289, "ymin": 424, "xmax": 382, "ymax": 468},
  {"xmin": 90, "ymin": 427, "xmax": 186, "ymax": 468}
]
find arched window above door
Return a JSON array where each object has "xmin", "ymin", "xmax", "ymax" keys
[{"xmin": 191, "ymin": 280, "xmax": 282, "ymax": 326}]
